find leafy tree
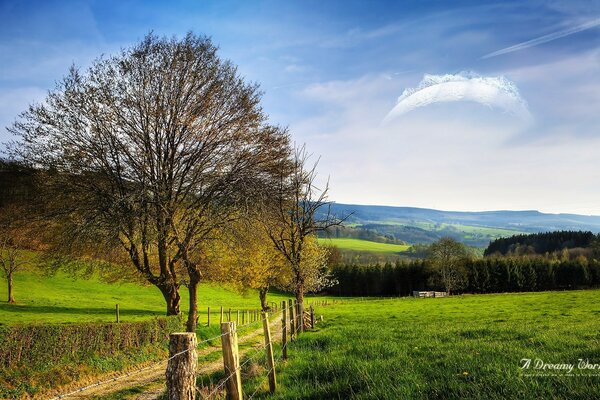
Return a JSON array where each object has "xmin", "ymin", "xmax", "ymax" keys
[
  {"xmin": 9, "ymin": 32, "xmax": 290, "ymax": 331},
  {"xmin": 427, "ymin": 237, "xmax": 469, "ymax": 295}
]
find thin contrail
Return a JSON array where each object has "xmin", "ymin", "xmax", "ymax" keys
[{"xmin": 482, "ymin": 18, "xmax": 600, "ymax": 59}]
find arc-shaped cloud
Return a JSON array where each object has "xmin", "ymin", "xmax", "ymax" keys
[{"xmin": 383, "ymin": 72, "xmax": 531, "ymax": 124}]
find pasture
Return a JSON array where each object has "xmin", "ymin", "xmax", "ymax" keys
[
  {"xmin": 245, "ymin": 290, "xmax": 600, "ymax": 399},
  {"xmin": 0, "ymin": 269, "xmax": 295, "ymax": 326},
  {"xmin": 318, "ymin": 238, "xmax": 411, "ymax": 254}
]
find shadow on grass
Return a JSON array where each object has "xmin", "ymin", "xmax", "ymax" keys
[{"xmin": 0, "ymin": 303, "xmax": 163, "ymax": 317}]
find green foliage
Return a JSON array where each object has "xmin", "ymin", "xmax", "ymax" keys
[
  {"xmin": 254, "ymin": 290, "xmax": 600, "ymax": 399},
  {"xmin": 331, "ymin": 257, "xmax": 600, "ymax": 297},
  {"xmin": 485, "ymin": 230, "xmax": 596, "ymax": 256}
]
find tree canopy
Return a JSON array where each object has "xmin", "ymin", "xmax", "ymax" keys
[{"xmin": 9, "ymin": 32, "xmax": 290, "ymax": 331}]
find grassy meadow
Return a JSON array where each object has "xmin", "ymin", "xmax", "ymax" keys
[
  {"xmin": 0, "ymin": 269, "xmax": 300, "ymax": 326},
  {"xmin": 318, "ymin": 238, "xmax": 411, "ymax": 254},
  {"xmin": 239, "ymin": 290, "xmax": 600, "ymax": 399}
]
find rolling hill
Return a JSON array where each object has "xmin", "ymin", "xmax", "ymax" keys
[{"xmin": 322, "ymin": 203, "xmax": 600, "ymax": 248}]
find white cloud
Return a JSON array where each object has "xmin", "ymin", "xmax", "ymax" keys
[
  {"xmin": 290, "ymin": 71, "xmax": 600, "ymax": 214},
  {"xmin": 383, "ymin": 72, "xmax": 532, "ymax": 124}
]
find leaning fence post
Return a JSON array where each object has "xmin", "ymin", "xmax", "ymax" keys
[
  {"xmin": 262, "ymin": 312, "xmax": 277, "ymax": 393},
  {"xmin": 115, "ymin": 304, "xmax": 120, "ymax": 323},
  {"xmin": 310, "ymin": 304, "xmax": 314, "ymax": 329},
  {"xmin": 289, "ymin": 299, "xmax": 295, "ymax": 341},
  {"xmin": 166, "ymin": 332, "xmax": 197, "ymax": 400},
  {"xmin": 281, "ymin": 301, "xmax": 288, "ymax": 360},
  {"xmin": 220, "ymin": 322, "xmax": 243, "ymax": 400}
]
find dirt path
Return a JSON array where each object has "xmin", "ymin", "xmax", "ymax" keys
[{"xmin": 50, "ymin": 317, "xmax": 283, "ymax": 400}]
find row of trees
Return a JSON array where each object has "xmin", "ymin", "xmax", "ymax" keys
[
  {"xmin": 2, "ymin": 32, "xmax": 342, "ymax": 331},
  {"xmin": 331, "ymin": 255, "xmax": 600, "ymax": 297},
  {"xmin": 484, "ymin": 230, "xmax": 596, "ymax": 256}
]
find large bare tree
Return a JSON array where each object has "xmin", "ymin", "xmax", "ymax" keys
[
  {"xmin": 9, "ymin": 33, "xmax": 290, "ymax": 331},
  {"xmin": 264, "ymin": 147, "xmax": 345, "ymax": 313}
]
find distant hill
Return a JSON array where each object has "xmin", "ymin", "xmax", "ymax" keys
[{"xmin": 323, "ymin": 203, "xmax": 600, "ymax": 248}]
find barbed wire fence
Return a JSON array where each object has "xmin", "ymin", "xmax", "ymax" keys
[{"xmin": 49, "ymin": 297, "xmax": 329, "ymax": 399}]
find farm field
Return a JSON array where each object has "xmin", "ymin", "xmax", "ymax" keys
[
  {"xmin": 318, "ymin": 238, "xmax": 411, "ymax": 254},
  {"xmin": 241, "ymin": 290, "xmax": 600, "ymax": 399},
  {"xmin": 0, "ymin": 269, "xmax": 330, "ymax": 326}
]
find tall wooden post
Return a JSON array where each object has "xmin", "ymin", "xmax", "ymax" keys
[
  {"xmin": 115, "ymin": 304, "xmax": 120, "ymax": 323},
  {"xmin": 207, "ymin": 306, "xmax": 210, "ymax": 327},
  {"xmin": 228, "ymin": 308, "xmax": 232, "ymax": 322},
  {"xmin": 220, "ymin": 306, "xmax": 224, "ymax": 324},
  {"xmin": 220, "ymin": 322, "xmax": 242, "ymax": 400},
  {"xmin": 296, "ymin": 302, "xmax": 304, "ymax": 334},
  {"xmin": 281, "ymin": 301, "xmax": 287, "ymax": 360},
  {"xmin": 310, "ymin": 304, "xmax": 315, "ymax": 329},
  {"xmin": 289, "ymin": 299, "xmax": 296, "ymax": 341},
  {"xmin": 166, "ymin": 333, "xmax": 197, "ymax": 400},
  {"xmin": 262, "ymin": 312, "xmax": 277, "ymax": 393}
]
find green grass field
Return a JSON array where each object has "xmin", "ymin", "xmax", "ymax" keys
[
  {"xmin": 319, "ymin": 238, "xmax": 411, "ymax": 254},
  {"xmin": 240, "ymin": 290, "xmax": 600, "ymax": 399},
  {"xmin": 0, "ymin": 268, "xmax": 306, "ymax": 326}
]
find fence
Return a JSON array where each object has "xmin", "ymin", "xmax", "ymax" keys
[
  {"xmin": 49, "ymin": 298, "xmax": 330, "ymax": 400},
  {"xmin": 170, "ymin": 299, "xmax": 320, "ymax": 399}
]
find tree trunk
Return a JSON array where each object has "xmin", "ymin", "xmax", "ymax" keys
[
  {"xmin": 7, "ymin": 271, "xmax": 15, "ymax": 304},
  {"xmin": 158, "ymin": 282, "xmax": 181, "ymax": 316},
  {"xmin": 259, "ymin": 287, "xmax": 269, "ymax": 311},
  {"xmin": 186, "ymin": 269, "xmax": 201, "ymax": 332}
]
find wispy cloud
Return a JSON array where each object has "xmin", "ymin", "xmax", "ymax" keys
[{"xmin": 482, "ymin": 18, "xmax": 600, "ymax": 59}]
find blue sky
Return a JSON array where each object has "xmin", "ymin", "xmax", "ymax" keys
[{"xmin": 1, "ymin": 0, "xmax": 600, "ymax": 213}]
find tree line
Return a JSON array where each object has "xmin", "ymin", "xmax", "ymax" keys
[
  {"xmin": 330, "ymin": 255, "xmax": 600, "ymax": 297},
  {"xmin": 484, "ymin": 230, "xmax": 596, "ymax": 256}
]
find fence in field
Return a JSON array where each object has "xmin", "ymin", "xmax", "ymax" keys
[{"xmin": 49, "ymin": 298, "xmax": 342, "ymax": 400}]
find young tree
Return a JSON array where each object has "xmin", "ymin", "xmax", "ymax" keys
[
  {"xmin": 9, "ymin": 33, "xmax": 290, "ymax": 330},
  {"xmin": 263, "ymin": 147, "xmax": 345, "ymax": 311},
  {"xmin": 203, "ymin": 219, "xmax": 286, "ymax": 311},
  {"xmin": 427, "ymin": 237, "xmax": 470, "ymax": 295},
  {"xmin": 0, "ymin": 236, "xmax": 30, "ymax": 303}
]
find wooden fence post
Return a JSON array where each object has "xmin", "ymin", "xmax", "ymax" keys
[
  {"xmin": 220, "ymin": 306, "xmax": 224, "ymax": 324},
  {"xmin": 246, "ymin": 310, "xmax": 249, "ymax": 325},
  {"xmin": 115, "ymin": 304, "xmax": 119, "ymax": 323},
  {"xmin": 296, "ymin": 302, "xmax": 304, "ymax": 334},
  {"xmin": 281, "ymin": 301, "xmax": 287, "ymax": 360},
  {"xmin": 310, "ymin": 304, "xmax": 314, "ymax": 329},
  {"xmin": 228, "ymin": 308, "xmax": 232, "ymax": 322},
  {"xmin": 166, "ymin": 333, "xmax": 197, "ymax": 400},
  {"xmin": 262, "ymin": 312, "xmax": 277, "ymax": 393},
  {"xmin": 220, "ymin": 322, "xmax": 243, "ymax": 400},
  {"xmin": 289, "ymin": 299, "xmax": 295, "ymax": 341},
  {"xmin": 236, "ymin": 310, "xmax": 240, "ymax": 325},
  {"xmin": 207, "ymin": 306, "xmax": 210, "ymax": 327}
]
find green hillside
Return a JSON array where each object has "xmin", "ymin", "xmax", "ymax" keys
[
  {"xmin": 318, "ymin": 238, "xmax": 410, "ymax": 254},
  {"xmin": 0, "ymin": 269, "xmax": 298, "ymax": 326}
]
